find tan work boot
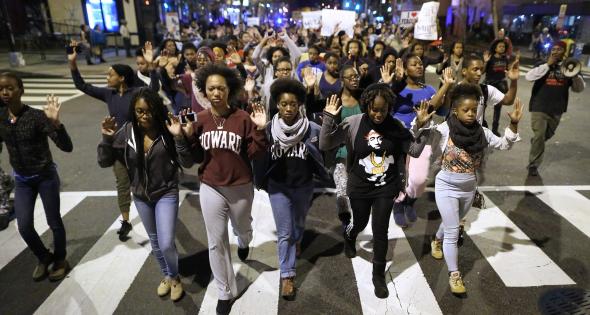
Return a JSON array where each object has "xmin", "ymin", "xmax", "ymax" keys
[
  {"xmin": 157, "ymin": 278, "xmax": 171, "ymax": 297},
  {"xmin": 33, "ymin": 253, "xmax": 54, "ymax": 281},
  {"xmin": 170, "ymin": 277, "xmax": 184, "ymax": 302},
  {"xmin": 449, "ymin": 271, "xmax": 466, "ymax": 294},
  {"xmin": 431, "ymin": 238, "xmax": 443, "ymax": 260}
]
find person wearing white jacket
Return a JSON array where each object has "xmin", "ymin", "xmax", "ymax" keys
[{"xmin": 413, "ymin": 83, "xmax": 524, "ymax": 295}]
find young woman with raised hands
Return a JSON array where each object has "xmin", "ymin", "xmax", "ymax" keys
[
  {"xmin": 319, "ymin": 83, "xmax": 413, "ymax": 299},
  {"xmin": 97, "ymin": 88, "xmax": 187, "ymax": 302},
  {"xmin": 413, "ymin": 83, "xmax": 523, "ymax": 295},
  {"xmin": 172, "ymin": 64, "xmax": 268, "ymax": 315}
]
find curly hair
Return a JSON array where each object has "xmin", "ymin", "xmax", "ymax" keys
[
  {"xmin": 210, "ymin": 41, "xmax": 227, "ymax": 54},
  {"xmin": 324, "ymin": 52, "xmax": 340, "ymax": 63},
  {"xmin": 448, "ymin": 83, "xmax": 482, "ymax": 109},
  {"xmin": 195, "ymin": 63, "xmax": 244, "ymax": 107},
  {"xmin": 0, "ymin": 72, "xmax": 24, "ymax": 91},
  {"xmin": 380, "ymin": 48, "xmax": 398, "ymax": 65},
  {"xmin": 489, "ymin": 39, "xmax": 507, "ymax": 55},
  {"xmin": 360, "ymin": 83, "xmax": 397, "ymax": 112},
  {"xmin": 128, "ymin": 88, "xmax": 180, "ymax": 178},
  {"xmin": 265, "ymin": 46, "xmax": 290, "ymax": 64},
  {"xmin": 402, "ymin": 53, "xmax": 422, "ymax": 68},
  {"xmin": 345, "ymin": 39, "xmax": 362, "ymax": 54},
  {"xmin": 270, "ymin": 78, "xmax": 306, "ymax": 105}
]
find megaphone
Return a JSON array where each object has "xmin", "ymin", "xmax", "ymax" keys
[{"xmin": 561, "ymin": 58, "xmax": 581, "ymax": 78}]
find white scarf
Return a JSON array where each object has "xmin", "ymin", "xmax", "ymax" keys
[
  {"xmin": 136, "ymin": 70, "xmax": 172, "ymax": 105},
  {"xmin": 271, "ymin": 113, "xmax": 309, "ymax": 150}
]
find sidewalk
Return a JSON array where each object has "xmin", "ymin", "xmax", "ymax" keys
[{"xmin": 0, "ymin": 48, "xmax": 136, "ymax": 77}]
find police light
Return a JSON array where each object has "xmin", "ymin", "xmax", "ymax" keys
[
  {"xmin": 355, "ymin": 4, "xmax": 360, "ymax": 10},
  {"xmin": 345, "ymin": 2, "xmax": 350, "ymax": 8}
]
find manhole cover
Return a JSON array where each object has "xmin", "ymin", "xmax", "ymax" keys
[{"xmin": 539, "ymin": 288, "xmax": 590, "ymax": 315}]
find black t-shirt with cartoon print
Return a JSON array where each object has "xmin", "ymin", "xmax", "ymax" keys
[{"xmin": 347, "ymin": 114, "xmax": 410, "ymax": 199}]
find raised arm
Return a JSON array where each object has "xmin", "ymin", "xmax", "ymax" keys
[
  {"xmin": 68, "ymin": 40, "xmax": 110, "ymax": 101},
  {"xmin": 319, "ymin": 95, "xmax": 348, "ymax": 151},
  {"xmin": 486, "ymin": 97, "xmax": 523, "ymax": 150},
  {"xmin": 500, "ymin": 58, "xmax": 519, "ymax": 105}
]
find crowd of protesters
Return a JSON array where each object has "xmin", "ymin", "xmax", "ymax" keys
[{"xmin": 0, "ymin": 14, "xmax": 585, "ymax": 315}]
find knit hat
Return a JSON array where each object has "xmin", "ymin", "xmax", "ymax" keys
[
  {"xmin": 197, "ymin": 47, "xmax": 216, "ymax": 62},
  {"xmin": 111, "ymin": 64, "xmax": 135, "ymax": 87}
]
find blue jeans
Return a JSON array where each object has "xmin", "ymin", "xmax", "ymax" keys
[
  {"xmin": 14, "ymin": 165, "xmax": 65, "ymax": 262},
  {"xmin": 134, "ymin": 192, "xmax": 179, "ymax": 278},
  {"xmin": 268, "ymin": 180, "xmax": 313, "ymax": 278}
]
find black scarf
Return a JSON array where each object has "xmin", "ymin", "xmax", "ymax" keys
[{"xmin": 447, "ymin": 114, "xmax": 488, "ymax": 154}]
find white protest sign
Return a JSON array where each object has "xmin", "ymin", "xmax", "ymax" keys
[
  {"xmin": 400, "ymin": 11, "xmax": 419, "ymax": 28},
  {"xmin": 247, "ymin": 17, "xmax": 260, "ymax": 26},
  {"xmin": 321, "ymin": 9, "xmax": 356, "ymax": 37},
  {"xmin": 302, "ymin": 11, "xmax": 322, "ymax": 29},
  {"xmin": 165, "ymin": 12, "xmax": 181, "ymax": 40},
  {"xmin": 414, "ymin": 1, "xmax": 439, "ymax": 40}
]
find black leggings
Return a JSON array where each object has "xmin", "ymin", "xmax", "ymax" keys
[{"xmin": 348, "ymin": 197, "xmax": 394, "ymax": 264}]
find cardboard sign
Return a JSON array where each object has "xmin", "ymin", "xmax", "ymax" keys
[
  {"xmin": 414, "ymin": 2, "xmax": 439, "ymax": 41},
  {"xmin": 302, "ymin": 11, "xmax": 322, "ymax": 29},
  {"xmin": 400, "ymin": 11, "xmax": 419, "ymax": 28},
  {"xmin": 556, "ymin": 4, "xmax": 567, "ymax": 29},
  {"xmin": 320, "ymin": 9, "xmax": 356, "ymax": 37},
  {"xmin": 247, "ymin": 17, "xmax": 260, "ymax": 26}
]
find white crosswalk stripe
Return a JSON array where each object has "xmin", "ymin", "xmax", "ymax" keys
[
  {"xmin": 22, "ymin": 75, "xmax": 106, "ymax": 110},
  {"xmin": 1, "ymin": 186, "xmax": 589, "ymax": 314}
]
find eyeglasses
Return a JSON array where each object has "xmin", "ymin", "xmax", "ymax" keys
[
  {"xmin": 135, "ymin": 108, "xmax": 152, "ymax": 117},
  {"xmin": 276, "ymin": 68, "xmax": 292, "ymax": 73}
]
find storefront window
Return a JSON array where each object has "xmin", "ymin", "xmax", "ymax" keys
[{"xmin": 85, "ymin": 0, "xmax": 120, "ymax": 32}]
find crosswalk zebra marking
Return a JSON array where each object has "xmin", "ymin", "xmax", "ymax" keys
[
  {"xmin": 352, "ymin": 215, "xmax": 443, "ymax": 315},
  {"xmin": 33, "ymin": 191, "xmax": 191, "ymax": 315},
  {"xmin": 0, "ymin": 194, "xmax": 86, "ymax": 270},
  {"xmin": 465, "ymin": 194, "xmax": 575, "ymax": 287},
  {"xmin": 22, "ymin": 76, "xmax": 106, "ymax": 110},
  {"xmin": 198, "ymin": 190, "xmax": 280, "ymax": 315},
  {"xmin": 532, "ymin": 189, "xmax": 590, "ymax": 239}
]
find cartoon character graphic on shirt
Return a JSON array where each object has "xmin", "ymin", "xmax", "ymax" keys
[{"xmin": 358, "ymin": 129, "xmax": 394, "ymax": 186}]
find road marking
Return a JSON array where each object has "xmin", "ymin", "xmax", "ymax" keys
[
  {"xmin": 198, "ymin": 190, "xmax": 280, "ymax": 315},
  {"xmin": 0, "ymin": 194, "xmax": 86, "ymax": 270},
  {"xmin": 34, "ymin": 191, "xmax": 190, "ymax": 315},
  {"xmin": 465, "ymin": 193, "xmax": 575, "ymax": 287},
  {"xmin": 532, "ymin": 188, "xmax": 590, "ymax": 239},
  {"xmin": 352, "ymin": 215, "xmax": 442, "ymax": 315}
]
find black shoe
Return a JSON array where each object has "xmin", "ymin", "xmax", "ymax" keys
[
  {"xmin": 343, "ymin": 230, "xmax": 357, "ymax": 258},
  {"xmin": 216, "ymin": 299, "xmax": 232, "ymax": 315},
  {"xmin": 528, "ymin": 166, "xmax": 539, "ymax": 177},
  {"xmin": 457, "ymin": 224, "xmax": 465, "ymax": 247},
  {"xmin": 237, "ymin": 246, "xmax": 249, "ymax": 261},
  {"xmin": 372, "ymin": 262, "xmax": 389, "ymax": 298},
  {"xmin": 492, "ymin": 129, "xmax": 501, "ymax": 137},
  {"xmin": 117, "ymin": 220, "xmax": 132, "ymax": 241}
]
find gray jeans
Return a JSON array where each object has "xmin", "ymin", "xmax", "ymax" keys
[
  {"xmin": 434, "ymin": 171, "xmax": 477, "ymax": 272},
  {"xmin": 528, "ymin": 111, "xmax": 561, "ymax": 168},
  {"xmin": 200, "ymin": 182, "xmax": 254, "ymax": 300}
]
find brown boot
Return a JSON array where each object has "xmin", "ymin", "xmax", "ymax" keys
[
  {"xmin": 48, "ymin": 259, "xmax": 70, "ymax": 281},
  {"xmin": 281, "ymin": 277, "xmax": 296, "ymax": 301}
]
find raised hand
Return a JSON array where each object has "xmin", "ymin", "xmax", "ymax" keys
[
  {"xmin": 324, "ymin": 94, "xmax": 341, "ymax": 116},
  {"xmin": 227, "ymin": 46, "xmax": 242, "ymax": 64},
  {"xmin": 101, "ymin": 116, "xmax": 117, "ymax": 136},
  {"xmin": 44, "ymin": 94, "xmax": 62, "ymax": 127},
  {"xmin": 142, "ymin": 41, "xmax": 154, "ymax": 64},
  {"xmin": 156, "ymin": 49, "xmax": 170, "ymax": 67},
  {"xmin": 67, "ymin": 39, "xmax": 78, "ymax": 62},
  {"xmin": 380, "ymin": 63, "xmax": 393, "ymax": 84},
  {"xmin": 506, "ymin": 58, "xmax": 520, "ymax": 81},
  {"xmin": 250, "ymin": 102, "xmax": 267, "ymax": 130},
  {"xmin": 483, "ymin": 51, "xmax": 491, "ymax": 64},
  {"xmin": 303, "ymin": 68, "xmax": 317, "ymax": 88},
  {"xmin": 414, "ymin": 100, "xmax": 435, "ymax": 128},
  {"xmin": 394, "ymin": 58, "xmax": 404, "ymax": 81},
  {"xmin": 440, "ymin": 67, "xmax": 455, "ymax": 85},
  {"xmin": 359, "ymin": 63, "xmax": 369, "ymax": 77},
  {"xmin": 245, "ymin": 76, "xmax": 256, "ymax": 93},
  {"xmin": 166, "ymin": 112, "xmax": 184, "ymax": 138},
  {"xmin": 507, "ymin": 97, "xmax": 524, "ymax": 125}
]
